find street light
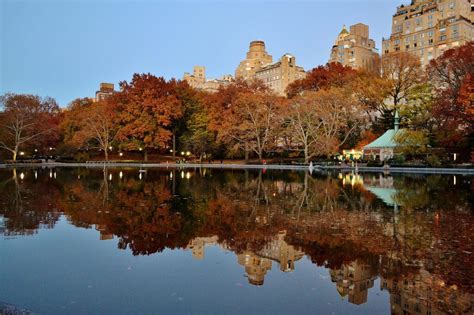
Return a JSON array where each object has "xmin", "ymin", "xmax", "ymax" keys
[
  {"xmin": 119, "ymin": 152, "xmax": 123, "ymax": 157},
  {"xmin": 20, "ymin": 151, "xmax": 25, "ymax": 156}
]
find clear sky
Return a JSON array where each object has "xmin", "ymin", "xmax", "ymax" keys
[{"xmin": 1, "ymin": 0, "xmax": 402, "ymax": 106}]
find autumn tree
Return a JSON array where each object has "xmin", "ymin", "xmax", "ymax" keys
[
  {"xmin": 381, "ymin": 52, "xmax": 422, "ymax": 111},
  {"xmin": 0, "ymin": 93, "xmax": 60, "ymax": 161},
  {"xmin": 179, "ymin": 103, "xmax": 217, "ymax": 162},
  {"xmin": 286, "ymin": 62, "xmax": 358, "ymax": 98},
  {"xmin": 427, "ymin": 42, "xmax": 474, "ymax": 146},
  {"xmin": 286, "ymin": 88, "xmax": 366, "ymax": 160},
  {"xmin": 398, "ymin": 83, "xmax": 435, "ymax": 133},
  {"xmin": 217, "ymin": 91, "xmax": 283, "ymax": 163},
  {"xmin": 206, "ymin": 79, "xmax": 269, "ymax": 161},
  {"xmin": 394, "ymin": 129, "xmax": 429, "ymax": 158},
  {"xmin": 286, "ymin": 93, "xmax": 322, "ymax": 163},
  {"xmin": 67, "ymin": 100, "xmax": 118, "ymax": 161},
  {"xmin": 113, "ymin": 73, "xmax": 185, "ymax": 160}
]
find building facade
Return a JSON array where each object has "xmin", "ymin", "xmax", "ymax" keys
[
  {"xmin": 95, "ymin": 82, "xmax": 115, "ymax": 102},
  {"xmin": 329, "ymin": 23, "xmax": 380, "ymax": 72},
  {"xmin": 235, "ymin": 40, "xmax": 273, "ymax": 80},
  {"xmin": 255, "ymin": 54, "xmax": 307, "ymax": 95},
  {"xmin": 382, "ymin": 0, "xmax": 473, "ymax": 67},
  {"xmin": 235, "ymin": 41, "xmax": 306, "ymax": 95},
  {"xmin": 183, "ymin": 66, "xmax": 233, "ymax": 93}
]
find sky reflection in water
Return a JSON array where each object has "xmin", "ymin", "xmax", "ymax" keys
[{"xmin": 0, "ymin": 168, "xmax": 473, "ymax": 314}]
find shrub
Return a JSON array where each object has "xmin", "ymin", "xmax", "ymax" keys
[{"xmin": 426, "ymin": 154, "xmax": 441, "ymax": 167}]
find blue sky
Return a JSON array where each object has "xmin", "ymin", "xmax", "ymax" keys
[{"xmin": 1, "ymin": 0, "xmax": 402, "ymax": 106}]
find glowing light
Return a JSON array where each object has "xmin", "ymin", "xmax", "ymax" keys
[
  {"xmin": 453, "ymin": 175, "xmax": 456, "ymax": 186},
  {"xmin": 34, "ymin": 149, "xmax": 38, "ymax": 152},
  {"xmin": 170, "ymin": 149, "xmax": 173, "ymax": 153},
  {"xmin": 181, "ymin": 151, "xmax": 185, "ymax": 156},
  {"xmin": 54, "ymin": 172, "xmax": 57, "ymax": 179},
  {"xmin": 49, "ymin": 147, "xmax": 53, "ymax": 151},
  {"xmin": 109, "ymin": 174, "xmax": 112, "ymax": 181},
  {"xmin": 181, "ymin": 171, "xmax": 185, "ymax": 179},
  {"xmin": 109, "ymin": 146, "xmax": 113, "ymax": 150},
  {"xmin": 119, "ymin": 171, "xmax": 123, "ymax": 179},
  {"xmin": 139, "ymin": 148, "xmax": 143, "ymax": 151},
  {"xmin": 453, "ymin": 153, "xmax": 457, "ymax": 161},
  {"xmin": 119, "ymin": 152, "xmax": 123, "ymax": 157},
  {"xmin": 20, "ymin": 172, "xmax": 25, "ymax": 180},
  {"xmin": 139, "ymin": 173, "xmax": 142, "ymax": 180},
  {"xmin": 49, "ymin": 171, "xmax": 53, "ymax": 178},
  {"xmin": 19, "ymin": 151, "xmax": 25, "ymax": 156},
  {"xmin": 186, "ymin": 172, "xmax": 191, "ymax": 179},
  {"xmin": 34, "ymin": 171, "xmax": 38, "ymax": 179},
  {"xmin": 186, "ymin": 151, "xmax": 191, "ymax": 156},
  {"xmin": 170, "ymin": 172, "xmax": 173, "ymax": 178}
]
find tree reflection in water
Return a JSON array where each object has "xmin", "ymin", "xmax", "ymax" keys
[{"xmin": 0, "ymin": 168, "xmax": 472, "ymax": 313}]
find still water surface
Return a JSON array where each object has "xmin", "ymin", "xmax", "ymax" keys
[{"xmin": 0, "ymin": 168, "xmax": 473, "ymax": 314}]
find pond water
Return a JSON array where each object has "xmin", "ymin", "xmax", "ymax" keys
[{"xmin": 0, "ymin": 168, "xmax": 473, "ymax": 314}]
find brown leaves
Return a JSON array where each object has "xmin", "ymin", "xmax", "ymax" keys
[{"xmin": 113, "ymin": 73, "xmax": 185, "ymax": 151}]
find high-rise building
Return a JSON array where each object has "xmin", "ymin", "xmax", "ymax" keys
[
  {"xmin": 235, "ymin": 40, "xmax": 273, "ymax": 80},
  {"xmin": 95, "ymin": 82, "xmax": 115, "ymax": 102},
  {"xmin": 382, "ymin": 0, "xmax": 473, "ymax": 67},
  {"xmin": 236, "ymin": 41, "xmax": 306, "ymax": 95},
  {"xmin": 183, "ymin": 66, "xmax": 233, "ymax": 93},
  {"xmin": 255, "ymin": 54, "xmax": 307, "ymax": 96},
  {"xmin": 329, "ymin": 23, "xmax": 379, "ymax": 72}
]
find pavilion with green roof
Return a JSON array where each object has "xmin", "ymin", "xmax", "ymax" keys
[{"xmin": 363, "ymin": 111, "xmax": 404, "ymax": 161}]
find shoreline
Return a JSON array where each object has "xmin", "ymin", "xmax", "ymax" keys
[{"xmin": 1, "ymin": 162, "xmax": 474, "ymax": 175}]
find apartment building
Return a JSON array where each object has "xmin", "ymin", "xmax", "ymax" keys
[
  {"xmin": 382, "ymin": 0, "xmax": 473, "ymax": 66},
  {"xmin": 183, "ymin": 66, "xmax": 233, "ymax": 93},
  {"xmin": 329, "ymin": 23, "xmax": 380, "ymax": 72}
]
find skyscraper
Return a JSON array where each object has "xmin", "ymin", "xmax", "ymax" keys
[{"xmin": 382, "ymin": 0, "xmax": 473, "ymax": 67}]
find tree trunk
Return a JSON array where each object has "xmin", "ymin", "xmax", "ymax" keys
[
  {"xmin": 244, "ymin": 143, "xmax": 249, "ymax": 164},
  {"xmin": 172, "ymin": 132, "xmax": 176, "ymax": 158},
  {"xmin": 13, "ymin": 151, "xmax": 17, "ymax": 162},
  {"xmin": 104, "ymin": 149, "xmax": 108, "ymax": 161}
]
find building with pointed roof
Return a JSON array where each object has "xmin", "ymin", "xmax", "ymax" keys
[
  {"xmin": 363, "ymin": 111, "xmax": 404, "ymax": 161},
  {"xmin": 329, "ymin": 23, "xmax": 379, "ymax": 72}
]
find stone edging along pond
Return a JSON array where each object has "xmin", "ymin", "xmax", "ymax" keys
[{"xmin": 1, "ymin": 162, "xmax": 474, "ymax": 175}]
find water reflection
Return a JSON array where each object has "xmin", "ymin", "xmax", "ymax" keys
[{"xmin": 0, "ymin": 168, "xmax": 473, "ymax": 313}]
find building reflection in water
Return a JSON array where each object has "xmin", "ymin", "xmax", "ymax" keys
[
  {"xmin": 0, "ymin": 168, "xmax": 473, "ymax": 312},
  {"xmin": 329, "ymin": 259, "xmax": 377, "ymax": 305}
]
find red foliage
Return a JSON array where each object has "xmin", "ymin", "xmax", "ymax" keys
[{"xmin": 286, "ymin": 62, "xmax": 358, "ymax": 98}]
